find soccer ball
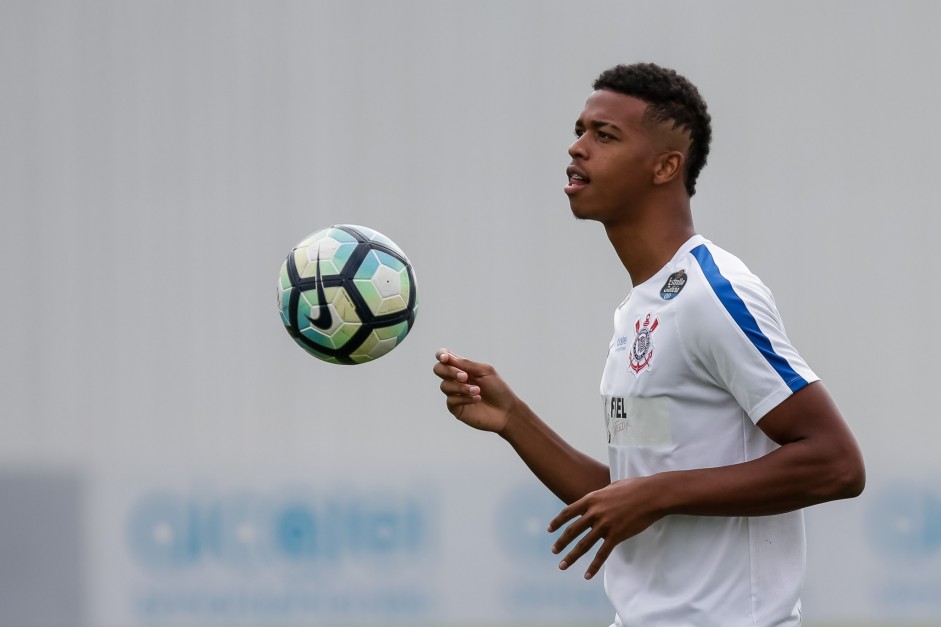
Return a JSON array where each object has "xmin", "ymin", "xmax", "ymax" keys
[{"xmin": 277, "ymin": 224, "xmax": 418, "ymax": 364}]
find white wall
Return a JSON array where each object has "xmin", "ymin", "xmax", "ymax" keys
[{"xmin": 1, "ymin": 1, "xmax": 939, "ymax": 624}]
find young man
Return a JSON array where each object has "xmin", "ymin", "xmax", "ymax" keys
[{"xmin": 433, "ymin": 63, "xmax": 865, "ymax": 626}]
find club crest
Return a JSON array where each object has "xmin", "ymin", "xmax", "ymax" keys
[{"xmin": 629, "ymin": 313, "xmax": 659, "ymax": 375}]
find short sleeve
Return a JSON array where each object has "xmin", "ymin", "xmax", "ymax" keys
[{"xmin": 681, "ymin": 244, "xmax": 819, "ymax": 423}]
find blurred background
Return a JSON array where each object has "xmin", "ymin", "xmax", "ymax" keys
[{"xmin": 1, "ymin": 1, "xmax": 939, "ymax": 625}]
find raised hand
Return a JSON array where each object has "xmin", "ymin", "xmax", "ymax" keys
[{"xmin": 432, "ymin": 349, "xmax": 519, "ymax": 434}]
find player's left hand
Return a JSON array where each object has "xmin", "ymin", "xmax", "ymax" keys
[{"xmin": 547, "ymin": 477, "xmax": 662, "ymax": 580}]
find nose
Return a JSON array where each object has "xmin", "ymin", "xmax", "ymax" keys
[{"xmin": 568, "ymin": 134, "xmax": 588, "ymax": 159}]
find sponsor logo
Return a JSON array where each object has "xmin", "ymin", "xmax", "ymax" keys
[
  {"xmin": 660, "ymin": 270, "xmax": 687, "ymax": 300},
  {"xmin": 615, "ymin": 336, "xmax": 628, "ymax": 352},
  {"xmin": 307, "ymin": 252, "xmax": 333, "ymax": 330},
  {"xmin": 608, "ymin": 395, "xmax": 629, "ymax": 420},
  {"xmin": 629, "ymin": 314, "xmax": 659, "ymax": 375},
  {"xmin": 603, "ymin": 395, "xmax": 672, "ymax": 447}
]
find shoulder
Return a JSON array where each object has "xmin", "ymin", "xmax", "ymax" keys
[
  {"xmin": 689, "ymin": 241, "xmax": 769, "ymax": 292},
  {"xmin": 683, "ymin": 240, "xmax": 776, "ymax": 315},
  {"xmin": 673, "ymin": 240, "xmax": 783, "ymax": 348}
]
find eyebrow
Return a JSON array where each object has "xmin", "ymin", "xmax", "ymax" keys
[{"xmin": 575, "ymin": 119, "xmax": 623, "ymax": 133}]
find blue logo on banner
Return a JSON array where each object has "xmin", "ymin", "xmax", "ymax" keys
[
  {"xmin": 128, "ymin": 490, "xmax": 430, "ymax": 573},
  {"xmin": 125, "ymin": 486, "xmax": 438, "ymax": 623}
]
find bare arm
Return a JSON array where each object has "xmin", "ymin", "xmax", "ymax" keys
[
  {"xmin": 548, "ymin": 381, "xmax": 865, "ymax": 579},
  {"xmin": 657, "ymin": 381, "xmax": 864, "ymax": 515},
  {"xmin": 433, "ymin": 349, "xmax": 610, "ymax": 504}
]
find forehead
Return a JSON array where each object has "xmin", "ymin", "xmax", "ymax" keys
[{"xmin": 577, "ymin": 90, "xmax": 649, "ymax": 129}]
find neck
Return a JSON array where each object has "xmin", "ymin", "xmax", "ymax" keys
[{"xmin": 604, "ymin": 195, "xmax": 696, "ymax": 287}]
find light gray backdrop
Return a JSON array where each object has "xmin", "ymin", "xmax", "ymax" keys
[{"xmin": 2, "ymin": 1, "xmax": 939, "ymax": 625}]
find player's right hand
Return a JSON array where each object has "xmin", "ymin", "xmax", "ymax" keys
[{"xmin": 433, "ymin": 349, "xmax": 518, "ymax": 434}]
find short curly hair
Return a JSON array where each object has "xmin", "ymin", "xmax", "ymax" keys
[{"xmin": 593, "ymin": 63, "xmax": 712, "ymax": 196}]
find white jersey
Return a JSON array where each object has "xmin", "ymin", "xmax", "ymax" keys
[{"xmin": 600, "ymin": 234, "xmax": 818, "ymax": 627}]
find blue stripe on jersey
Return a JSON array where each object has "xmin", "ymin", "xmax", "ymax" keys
[{"xmin": 690, "ymin": 244, "xmax": 808, "ymax": 393}]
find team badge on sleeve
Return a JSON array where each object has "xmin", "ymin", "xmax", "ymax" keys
[
  {"xmin": 629, "ymin": 314, "xmax": 659, "ymax": 375},
  {"xmin": 660, "ymin": 270, "xmax": 687, "ymax": 300}
]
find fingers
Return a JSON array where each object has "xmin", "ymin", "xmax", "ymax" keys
[
  {"xmin": 434, "ymin": 349, "xmax": 467, "ymax": 382},
  {"xmin": 439, "ymin": 378, "xmax": 481, "ymax": 399},
  {"xmin": 433, "ymin": 361, "xmax": 479, "ymax": 396},
  {"xmin": 550, "ymin": 515, "xmax": 611, "ymax": 580},
  {"xmin": 549, "ymin": 506, "xmax": 589, "ymax": 553},
  {"xmin": 434, "ymin": 349, "xmax": 483, "ymax": 394},
  {"xmin": 547, "ymin": 500, "xmax": 580, "ymax": 533},
  {"xmin": 434, "ymin": 349, "xmax": 481, "ymax": 406},
  {"xmin": 583, "ymin": 539, "xmax": 616, "ymax": 580},
  {"xmin": 435, "ymin": 348, "xmax": 491, "ymax": 378},
  {"xmin": 549, "ymin": 502, "xmax": 597, "ymax": 575},
  {"xmin": 547, "ymin": 495, "xmax": 616, "ymax": 580},
  {"xmin": 557, "ymin": 528, "xmax": 603, "ymax": 578},
  {"xmin": 433, "ymin": 359, "xmax": 468, "ymax": 382}
]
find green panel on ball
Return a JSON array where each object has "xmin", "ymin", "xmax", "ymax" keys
[
  {"xmin": 325, "ymin": 286, "xmax": 362, "ymax": 349},
  {"xmin": 327, "ymin": 286, "xmax": 362, "ymax": 325},
  {"xmin": 333, "ymin": 287, "xmax": 359, "ymax": 323},
  {"xmin": 279, "ymin": 292, "xmax": 292, "ymax": 327},
  {"xmin": 278, "ymin": 262, "xmax": 293, "ymax": 326},
  {"xmin": 398, "ymin": 267, "xmax": 412, "ymax": 301},
  {"xmin": 377, "ymin": 320, "xmax": 411, "ymax": 342},
  {"xmin": 279, "ymin": 262, "xmax": 292, "ymax": 289},
  {"xmin": 378, "ymin": 294, "xmax": 407, "ymax": 315},
  {"xmin": 331, "ymin": 321, "xmax": 360, "ymax": 349},
  {"xmin": 349, "ymin": 330, "xmax": 395, "ymax": 363},
  {"xmin": 298, "ymin": 326, "xmax": 332, "ymax": 348},
  {"xmin": 353, "ymin": 278, "xmax": 383, "ymax": 314},
  {"xmin": 296, "ymin": 290, "xmax": 314, "ymax": 321}
]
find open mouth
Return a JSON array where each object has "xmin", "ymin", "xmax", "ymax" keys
[{"xmin": 564, "ymin": 165, "xmax": 590, "ymax": 194}]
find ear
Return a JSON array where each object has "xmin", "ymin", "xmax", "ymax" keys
[{"xmin": 652, "ymin": 151, "xmax": 685, "ymax": 186}]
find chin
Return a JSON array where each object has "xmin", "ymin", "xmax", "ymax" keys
[{"xmin": 568, "ymin": 200, "xmax": 597, "ymax": 222}]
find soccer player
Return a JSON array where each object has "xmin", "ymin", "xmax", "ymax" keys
[{"xmin": 433, "ymin": 63, "xmax": 865, "ymax": 626}]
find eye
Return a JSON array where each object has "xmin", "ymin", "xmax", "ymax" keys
[
  {"xmin": 573, "ymin": 128, "xmax": 585, "ymax": 138},
  {"xmin": 597, "ymin": 131, "xmax": 613, "ymax": 141}
]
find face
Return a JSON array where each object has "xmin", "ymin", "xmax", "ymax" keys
[{"xmin": 564, "ymin": 90, "xmax": 662, "ymax": 224}]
